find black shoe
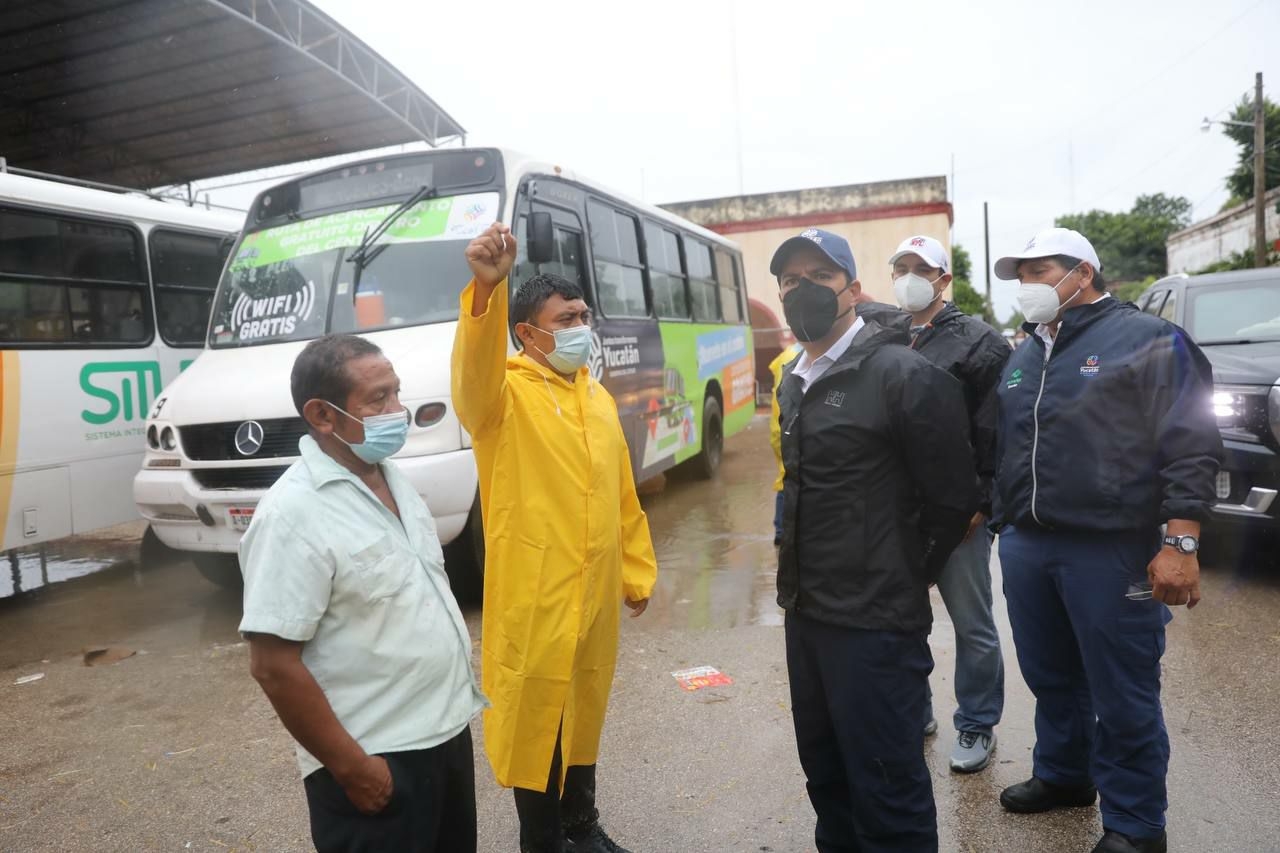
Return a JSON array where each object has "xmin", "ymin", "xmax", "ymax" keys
[
  {"xmin": 999, "ymin": 776, "xmax": 1097, "ymax": 813},
  {"xmin": 565, "ymin": 823, "xmax": 631, "ymax": 853},
  {"xmin": 1091, "ymin": 829, "xmax": 1168, "ymax": 853}
]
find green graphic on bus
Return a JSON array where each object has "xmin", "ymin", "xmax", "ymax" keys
[{"xmin": 79, "ymin": 361, "xmax": 163, "ymax": 425}]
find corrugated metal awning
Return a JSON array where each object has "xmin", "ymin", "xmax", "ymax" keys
[{"xmin": 0, "ymin": 0, "xmax": 465, "ymax": 188}]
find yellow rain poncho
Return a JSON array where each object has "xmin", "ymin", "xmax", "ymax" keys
[
  {"xmin": 768, "ymin": 344, "xmax": 801, "ymax": 491},
  {"xmin": 451, "ymin": 279, "xmax": 658, "ymax": 791}
]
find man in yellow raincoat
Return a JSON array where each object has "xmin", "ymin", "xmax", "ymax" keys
[{"xmin": 451, "ymin": 222, "xmax": 658, "ymax": 853}]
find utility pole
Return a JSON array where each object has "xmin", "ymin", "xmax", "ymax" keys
[
  {"xmin": 728, "ymin": 0, "xmax": 745, "ymax": 196},
  {"xmin": 983, "ymin": 201, "xmax": 992, "ymax": 309},
  {"xmin": 1254, "ymin": 71, "xmax": 1267, "ymax": 267}
]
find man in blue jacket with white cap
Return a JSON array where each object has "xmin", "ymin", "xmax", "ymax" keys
[{"xmin": 991, "ymin": 227, "xmax": 1222, "ymax": 853}]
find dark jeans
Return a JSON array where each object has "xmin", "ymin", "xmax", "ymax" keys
[
  {"xmin": 785, "ymin": 611, "xmax": 938, "ymax": 853},
  {"xmin": 303, "ymin": 729, "xmax": 476, "ymax": 853},
  {"xmin": 1000, "ymin": 525, "xmax": 1170, "ymax": 840},
  {"xmin": 513, "ymin": 728, "xmax": 599, "ymax": 853}
]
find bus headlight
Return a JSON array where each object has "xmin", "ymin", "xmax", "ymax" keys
[
  {"xmin": 160, "ymin": 427, "xmax": 178, "ymax": 451},
  {"xmin": 147, "ymin": 425, "xmax": 160, "ymax": 449}
]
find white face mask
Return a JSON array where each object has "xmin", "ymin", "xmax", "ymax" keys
[
  {"xmin": 1017, "ymin": 264, "xmax": 1082, "ymax": 324},
  {"xmin": 893, "ymin": 272, "xmax": 943, "ymax": 313}
]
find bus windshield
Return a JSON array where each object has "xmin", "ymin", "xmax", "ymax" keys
[{"xmin": 209, "ymin": 191, "xmax": 500, "ymax": 347}]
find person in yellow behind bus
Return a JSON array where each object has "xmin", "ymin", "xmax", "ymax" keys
[
  {"xmin": 768, "ymin": 340, "xmax": 802, "ymax": 546},
  {"xmin": 451, "ymin": 222, "xmax": 658, "ymax": 853}
]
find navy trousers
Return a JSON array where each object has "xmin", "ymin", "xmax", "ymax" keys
[
  {"xmin": 785, "ymin": 611, "xmax": 937, "ymax": 853},
  {"xmin": 1000, "ymin": 525, "xmax": 1172, "ymax": 840},
  {"xmin": 304, "ymin": 729, "xmax": 476, "ymax": 853}
]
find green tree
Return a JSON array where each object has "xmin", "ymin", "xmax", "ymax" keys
[
  {"xmin": 1221, "ymin": 95, "xmax": 1280, "ymax": 207},
  {"xmin": 948, "ymin": 243, "xmax": 995, "ymax": 323},
  {"xmin": 1054, "ymin": 193, "xmax": 1192, "ymax": 280}
]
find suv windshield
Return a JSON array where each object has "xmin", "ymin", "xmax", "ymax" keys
[
  {"xmin": 209, "ymin": 191, "xmax": 499, "ymax": 347},
  {"xmin": 1186, "ymin": 278, "xmax": 1280, "ymax": 344}
]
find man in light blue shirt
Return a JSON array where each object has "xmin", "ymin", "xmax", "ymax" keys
[{"xmin": 240, "ymin": 334, "xmax": 485, "ymax": 853}]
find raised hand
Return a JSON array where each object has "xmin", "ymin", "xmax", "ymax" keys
[{"xmin": 466, "ymin": 222, "xmax": 517, "ymax": 289}]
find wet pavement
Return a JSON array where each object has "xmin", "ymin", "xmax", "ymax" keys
[{"xmin": 2, "ymin": 413, "xmax": 1279, "ymax": 852}]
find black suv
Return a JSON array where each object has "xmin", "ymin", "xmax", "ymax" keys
[{"xmin": 1138, "ymin": 269, "xmax": 1280, "ymax": 539}]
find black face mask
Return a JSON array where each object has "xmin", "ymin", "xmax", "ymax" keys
[{"xmin": 783, "ymin": 278, "xmax": 852, "ymax": 342}]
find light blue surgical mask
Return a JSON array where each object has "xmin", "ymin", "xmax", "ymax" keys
[
  {"xmin": 530, "ymin": 324, "xmax": 592, "ymax": 375},
  {"xmin": 328, "ymin": 402, "xmax": 409, "ymax": 464}
]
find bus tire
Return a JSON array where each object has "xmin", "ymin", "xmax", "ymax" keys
[
  {"xmin": 694, "ymin": 395, "xmax": 724, "ymax": 479},
  {"xmin": 192, "ymin": 553, "xmax": 244, "ymax": 590},
  {"xmin": 444, "ymin": 498, "xmax": 485, "ymax": 603}
]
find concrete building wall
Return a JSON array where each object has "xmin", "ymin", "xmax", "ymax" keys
[
  {"xmin": 1167, "ymin": 187, "xmax": 1280, "ymax": 273},
  {"xmin": 663, "ymin": 177, "xmax": 952, "ymax": 398},
  {"xmin": 663, "ymin": 176, "xmax": 952, "ymax": 334},
  {"xmin": 726, "ymin": 213, "xmax": 954, "ymax": 324}
]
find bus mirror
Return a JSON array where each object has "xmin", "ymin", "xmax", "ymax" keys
[{"xmin": 528, "ymin": 212, "xmax": 555, "ymax": 264}]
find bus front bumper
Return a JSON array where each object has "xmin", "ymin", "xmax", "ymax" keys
[{"xmin": 133, "ymin": 449, "xmax": 479, "ymax": 556}]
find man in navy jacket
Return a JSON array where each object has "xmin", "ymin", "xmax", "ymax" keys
[{"xmin": 991, "ymin": 228, "xmax": 1222, "ymax": 853}]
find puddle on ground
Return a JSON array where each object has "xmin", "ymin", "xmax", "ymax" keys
[
  {"xmin": 0, "ymin": 522, "xmax": 154, "ymax": 598},
  {"xmin": 638, "ymin": 414, "xmax": 784, "ymax": 630}
]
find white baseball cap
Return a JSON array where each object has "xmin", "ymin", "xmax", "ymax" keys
[
  {"xmin": 994, "ymin": 227, "xmax": 1103, "ymax": 281},
  {"xmin": 889, "ymin": 235, "xmax": 950, "ymax": 274}
]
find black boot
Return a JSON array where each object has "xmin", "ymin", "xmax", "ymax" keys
[
  {"xmin": 999, "ymin": 776, "xmax": 1097, "ymax": 813},
  {"xmin": 1091, "ymin": 829, "xmax": 1168, "ymax": 853},
  {"xmin": 565, "ymin": 823, "xmax": 632, "ymax": 853}
]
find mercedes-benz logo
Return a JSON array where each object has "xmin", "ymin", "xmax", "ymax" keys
[{"xmin": 234, "ymin": 421, "xmax": 264, "ymax": 456}]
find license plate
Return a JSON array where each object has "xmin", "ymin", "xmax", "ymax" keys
[{"xmin": 228, "ymin": 507, "xmax": 255, "ymax": 532}]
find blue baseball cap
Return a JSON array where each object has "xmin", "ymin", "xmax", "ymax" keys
[{"xmin": 769, "ymin": 228, "xmax": 857, "ymax": 281}]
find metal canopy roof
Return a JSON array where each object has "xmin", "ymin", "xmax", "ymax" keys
[{"xmin": 0, "ymin": 0, "xmax": 465, "ymax": 188}]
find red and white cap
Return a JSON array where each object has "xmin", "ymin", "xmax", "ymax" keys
[
  {"xmin": 889, "ymin": 235, "xmax": 950, "ymax": 274},
  {"xmin": 994, "ymin": 227, "xmax": 1103, "ymax": 280}
]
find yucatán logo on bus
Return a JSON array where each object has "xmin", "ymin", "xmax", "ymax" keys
[
  {"xmin": 1080, "ymin": 355, "xmax": 1101, "ymax": 377},
  {"xmin": 230, "ymin": 280, "xmax": 316, "ymax": 342}
]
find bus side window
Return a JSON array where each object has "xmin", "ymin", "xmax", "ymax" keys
[
  {"xmin": 588, "ymin": 200, "xmax": 647, "ymax": 318},
  {"xmin": 150, "ymin": 229, "xmax": 230, "ymax": 347},
  {"xmin": 645, "ymin": 221, "xmax": 689, "ymax": 320},
  {"xmin": 683, "ymin": 237, "xmax": 719, "ymax": 323},
  {"xmin": 714, "ymin": 248, "xmax": 743, "ymax": 324},
  {"xmin": 512, "ymin": 215, "xmax": 590, "ymax": 306},
  {"xmin": 0, "ymin": 207, "xmax": 150, "ymax": 345}
]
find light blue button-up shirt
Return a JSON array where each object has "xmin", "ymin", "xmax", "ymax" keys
[{"xmin": 239, "ymin": 435, "xmax": 486, "ymax": 778}]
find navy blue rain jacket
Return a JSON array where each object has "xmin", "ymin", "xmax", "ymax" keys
[{"xmin": 993, "ymin": 297, "xmax": 1222, "ymax": 531}]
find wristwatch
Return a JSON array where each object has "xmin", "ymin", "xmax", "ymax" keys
[{"xmin": 1163, "ymin": 534, "xmax": 1199, "ymax": 554}]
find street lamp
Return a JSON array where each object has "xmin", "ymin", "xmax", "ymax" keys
[
  {"xmin": 1201, "ymin": 117, "xmax": 1254, "ymax": 132},
  {"xmin": 1200, "ymin": 72, "xmax": 1268, "ymax": 268}
]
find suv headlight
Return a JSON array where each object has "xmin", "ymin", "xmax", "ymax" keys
[
  {"xmin": 1269, "ymin": 381, "xmax": 1280, "ymax": 445},
  {"xmin": 1213, "ymin": 384, "xmax": 1273, "ymax": 441},
  {"xmin": 1212, "ymin": 390, "xmax": 1248, "ymax": 422}
]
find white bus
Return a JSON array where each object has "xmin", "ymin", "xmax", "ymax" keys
[
  {"xmin": 135, "ymin": 148, "xmax": 752, "ymax": 590},
  {"xmin": 0, "ymin": 170, "xmax": 241, "ymax": 570}
]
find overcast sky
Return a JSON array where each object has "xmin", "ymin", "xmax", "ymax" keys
[{"xmin": 199, "ymin": 0, "xmax": 1279, "ymax": 322}]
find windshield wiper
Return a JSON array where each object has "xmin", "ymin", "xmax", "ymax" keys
[{"xmin": 347, "ymin": 184, "xmax": 437, "ymax": 272}]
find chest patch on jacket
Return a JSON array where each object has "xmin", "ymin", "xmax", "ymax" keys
[
  {"xmin": 823, "ymin": 390, "xmax": 846, "ymax": 408},
  {"xmin": 1079, "ymin": 354, "xmax": 1101, "ymax": 377},
  {"xmin": 1006, "ymin": 368, "xmax": 1024, "ymax": 389}
]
